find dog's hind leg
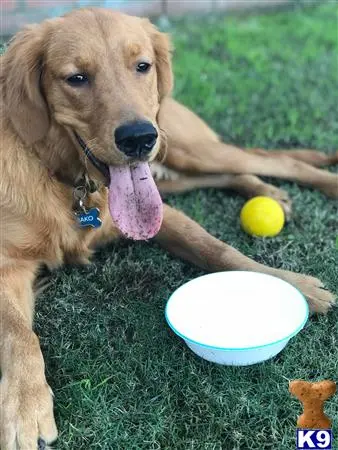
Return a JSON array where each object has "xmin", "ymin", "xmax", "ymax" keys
[
  {"xmin": 247, "ymin": 149, "xmax": 338, "ymax": 168},
  {"xmin": 159, "ymin": 99, "xmax": 338, "ymax": 197},
  {"xmin": 164, "ymin": 143, "xmax": 338, "ymax": 198},
  {"xmin": 155, "ymin": 205, "xmax": 335, "ymax": 314},
  {"xmin": 155, "ymin": 172, "xmax": 292, "ymax": 219}
]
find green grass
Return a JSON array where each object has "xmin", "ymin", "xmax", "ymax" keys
[{"xmin": 12, "ymin": 3, "xmax": 338, "ymax": 449}]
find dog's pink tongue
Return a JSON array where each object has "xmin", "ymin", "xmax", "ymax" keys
[{"xmin": 108, "ymin": 163, "xmax": 163, "ymax": 240}]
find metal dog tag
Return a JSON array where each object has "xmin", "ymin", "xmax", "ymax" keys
[{"xmin": 76, "ymin": 207, "xmax": 102, "ymax": 228}]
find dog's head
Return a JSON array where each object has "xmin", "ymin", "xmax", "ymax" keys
[
  {"xmin": 3, "ymin": 8, "xmax": 172, "ymax": 161},
  {"xmin": 2, "ymin": 8, "xmax": 173, "ymax": 240}
]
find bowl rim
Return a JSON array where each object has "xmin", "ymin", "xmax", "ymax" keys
[{"xmin": 165, "ymin": 271, "xmax": 309, "ymax": 351}]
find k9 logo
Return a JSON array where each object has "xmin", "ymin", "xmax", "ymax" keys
[{"xmin": 296, "ymin": 429, "xmax": 332, "ymax": 449}]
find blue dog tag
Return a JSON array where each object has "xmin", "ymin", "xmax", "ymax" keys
[{"xmin": 76, "ymin": 207, "xmax": 102, "ymax": 228}]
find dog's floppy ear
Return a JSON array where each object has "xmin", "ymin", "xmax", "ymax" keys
[
  {"xmin": 144, "ymin": 20, "xmax": 173, "ymax": 101},
  {"xmin": 2, "ymin": 24, "xmax": 50, "ymax": 145}
]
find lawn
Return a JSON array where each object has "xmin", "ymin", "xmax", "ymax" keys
[{"xmin": 8, "ymin": 3, "xmax": 338, "ymax": 449}]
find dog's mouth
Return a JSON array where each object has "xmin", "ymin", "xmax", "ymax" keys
[{"xmin": 75, "ymin": 132, "xmax": 163, "ymax": 240}]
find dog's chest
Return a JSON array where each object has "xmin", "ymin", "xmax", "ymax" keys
[
  {"xmin": 6, "ymin": 184, "xmax": 110, "ymax": 268},
  {"xmin": 53, "ymin": 187, "xmax": 111, "ymax": 266}
]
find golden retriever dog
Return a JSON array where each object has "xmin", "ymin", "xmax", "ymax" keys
[{"xmin": 0, "ymin": 8, "xmax": 337, "ymax": 449}]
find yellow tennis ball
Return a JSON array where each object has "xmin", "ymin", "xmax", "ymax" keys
[{"xmin": 240, "ymin": 196, "xmax": 285, "ymax": 237}]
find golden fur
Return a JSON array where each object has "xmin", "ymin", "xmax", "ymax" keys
[{"xmin": 0, "ymin": 8, "xmax": 337, "ymax": 449}]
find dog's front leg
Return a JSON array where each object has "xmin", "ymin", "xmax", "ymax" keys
[
  {"xmin": 155, "ymin": 205, "xmax": 335, "ymax": 314},
  {"xmin": 0, "ymin": 263, "xmax": 57, "ymax": 450}
]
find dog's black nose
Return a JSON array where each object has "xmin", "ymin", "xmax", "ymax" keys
[{"xmin": 115, "ymin": 121, "xmax": 158, "ymax": 158}]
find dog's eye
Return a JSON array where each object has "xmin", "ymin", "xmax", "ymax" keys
[
  {"xmin": 136, "ymin": 62, "xmax": 151, "ymax": 74},
  {"xmin": 66, "ymin": 73, "xmax": 89, "ymax": 86}
]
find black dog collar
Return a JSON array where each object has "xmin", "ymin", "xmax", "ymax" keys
[{"xmin": 74, "ymin": 132, "xmax": 110, "ymax": 186}]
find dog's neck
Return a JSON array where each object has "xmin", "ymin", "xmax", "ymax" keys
[{"xmin": 34, "ymin": 123, "xmax": 93, "ymax": 187}]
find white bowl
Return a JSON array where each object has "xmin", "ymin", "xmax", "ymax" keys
[{"xmin": 165, "ymin": 271, "xmax": 309, "ymax": 366}]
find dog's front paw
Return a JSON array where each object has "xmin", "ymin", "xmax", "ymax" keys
[
  {"xmin": 275, "ymin": 270, "xmax": 336, "ymax": 314},
  {"xmin": 0, "ymin": 373, "xmax": 57, "ymax": 450}
]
